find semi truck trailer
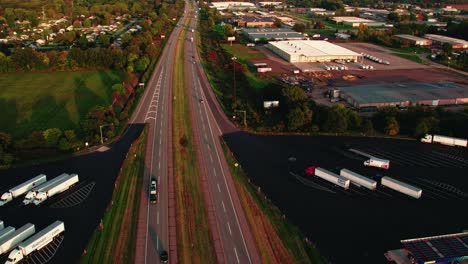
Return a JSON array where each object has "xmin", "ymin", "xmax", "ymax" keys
[
  {"xmin": 340, "ymin": 169, "xmax": 377, "ymax": 190},
  {"xmin": 421, "ymin": 134, "xmax": 467, "ymax": 147},
  {"xmin": 364, "ymin": 157, "xmax": 390, "ymax": 169},
  {"xmin": 0, "ymin": 224, "xmax": 35, "ymax": 255},
  {"xmin": 1, "ymin": 175, "xmax": 47, "ymax": 206},
  {"xmin": 33, "ymin": 174, "xmax": 79, "ymax": 205},
  {"xmin": 6, "ymin": 221, "xmax": 65, "ymax": 264},
  {"xmin": 381, "ymin": 176, "xmax": 422, "ymax": 199},
  {"xmin": 314, "ymin": 167, "xmax": 350, "ymax": 190},
  {"xmin": 0, "ymin": 221, "xmax": 3, "ymax": 230},
  {"xmin": 23, "ymin": 174, "xmax": 69, "ymax": 205},
  {"xmin": 0, "ymin": 227, "xmax": 15, "ymax": 242}
]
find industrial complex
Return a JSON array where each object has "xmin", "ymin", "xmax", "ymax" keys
[
  {"xmin": 267, "ymin": 40, "xmax": 362, "ymax": 63},
  {"xmin": 242, "ymin": 28, "xmax": 306, "ymax": 42},
  {"xmin": 392, "ymin": 34, "xmax": 433, "ymax": 46},
  {"xmin": 331, "ymin": 16, "xmax": 387, "ymax": 27},
  {"xmin": 423, "ymin": 34, "xmax": 468, "ymax": 49},
  {"xmin": 336, "ymin": 82, "xmax": 468, "ymax": 110}
]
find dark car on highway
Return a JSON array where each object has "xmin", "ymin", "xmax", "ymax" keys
[{"xmin": 160, "ymin": 250, "xmax": 168, "ymax": 263}]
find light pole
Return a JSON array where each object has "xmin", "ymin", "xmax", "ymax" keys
[
  {"xmin": 233, "ymin": 110, "xmax": 247, "ymax": 127},
  {"xmin": 447, "ymin": 56, "xmax": 451, "ymax": 70},
  {"xmin": 232, "ymin": 56, "xmax": 237, "ymax": 108},
  {"xmin": 99, "ymin": 124, "xmax": 112, "ymax": 144}
]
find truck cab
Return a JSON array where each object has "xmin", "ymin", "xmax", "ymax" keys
[
  {"xmin": 6, "ymin": 249, "xmax": 23, "ymax": 264},
  {"xmin": 420, "ymin": 134, "xmax": 432, "ymax": 143},
  {"xmin": 0, "ymin": 193, "xmax": 13, "ymax": 206}
]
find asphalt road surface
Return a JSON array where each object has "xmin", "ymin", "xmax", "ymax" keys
[{"xmin": 185, "ymin": 3, "xmax": 261, "ymax": 263}]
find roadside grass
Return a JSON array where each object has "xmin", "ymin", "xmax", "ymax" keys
[
  {"xmin": 80, "ymin": 125, "xmax": 147, "ymax": 264},
  {"xmin": 389, "ymin": 46, "xmax": 430, "ymax": 54},
  {"xmin": 391, "ymin": 53, "xmax": 430, "ymax": 65},
  {"xmin": 325, "ymin": 22, "xmax": 354, "ymax": 30},
  {"xmin": 0, "ymin": 70, "xmax": 121, "ymax": 138},
  {"xmin": 173, "ymin": 11, "xmax": 215, "ymax": 263},
  {"xmin": 309, "ymin": 29, "xmax": 337, "ymax": 36},
  {"xmin": 220, "ymin": 140, "xmax": 326, "ymax": 264},
  {"xmin": 222, "ymin": 44, "xmax": 266, "ymax": 61}
]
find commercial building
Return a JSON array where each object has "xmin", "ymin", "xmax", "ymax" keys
[
  {"xmin": 267, "ymin": 40, "xmax": 361, "ymax": 63},
  {"xmin": 423, "ymin": 34, "xmax": 468, "ymax": 49},
  {"xmin": 243, "ymin": 28, "xmax": 305, "ymax": 42},
  {"xmin": 232, "ymin": 16, "xmax": 275, "ymax": 27},
  {"xmin": 258, "ymin": 2, "xmax": 282, "ymax": 7},
  {"xmin": 332, "ymin": 16, "xmax": 386, "ymax": 27},
  {"xmin": 337, "ymin": 82, "xmax": 468, "ymax": 110},
  {"xmin": 393, "ymin": 34, "xmax": 432, "ymax": 46},
  {"xmin": 209, "ymin": 2, "xmax": 256, "ymax": 10}
]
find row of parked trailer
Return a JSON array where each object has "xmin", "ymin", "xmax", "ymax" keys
[
  {"xmin": 324, "ymin": 65, "xmax": 348, "ymax": 70},
  {"xmin": 0, "ymin": 173, "xmax": 79, "ymax": 207},
  {"xmin": 0, "ymin": 220, "xmax": 65, "ymax": 264},
  {"xmin": 361, "ymin": 52, "xmax": 390, "ymax": 65},
  {"xmin": 306, "ymin": 166, "xmax": 422, "ymax": 199}
]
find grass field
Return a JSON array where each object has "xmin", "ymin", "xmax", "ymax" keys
[
  {"xmin": 391, "ymin": 53, "xmax": 430, "ymax": 65},
  {"xmin": 0, "ymin": 70, "xmax": 121, "ymax": 138},
  {"xmin": 389, "ymin": 46, "xmax": 430, "ymax": 54},
  {"xmin": 173, "ymin": 13, "xmax": 215, "ymax": 263},
  {"xmin": 222, "ymin": 44, "xmax": 266, "ymax": 61},
  {"xmin": 80, "ymin": 126, "xmax": 147, "ymax": 264}
]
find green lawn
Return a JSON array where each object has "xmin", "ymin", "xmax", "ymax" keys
[
  {"xmin": 391, "ymin": 53, "xmax": 430, "ymax": 65},
  {"xmin": 0, "ymin": 70, "xmax": 121, "ymax": 138},
  {"xmin": 222, "ymin": 44, "xmax": 266, "ymax": 61},
  {"xmin": 389, "ymin": 46, "xmax": 430, "ymax": 54},
  {"xmin": 325, "ymin": 22, "xmax": 354, "ymax": 30}
]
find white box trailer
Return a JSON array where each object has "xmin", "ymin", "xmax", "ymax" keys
[
  {"xmin": 23, "ymin": 174, "xmax": 69, "ymax": 205},
  {"xmin": 6, "ymin": 221, "xmax": 65, "ymax": 264},
  {"xmin": 0, "ymin": 224, "xmax": 35, "ymax": 255},
  {"xmin": 0, "ymin": 227, "xmax": 15, "ymax": 241},
  {"xmin": 381, "ymin": 176, "xmax": 422, "ymax": 199},
  {"xmin": 364, "ymin": 157, "xmax": 390, "ymax": 169},
  {"xmin": 0, "ymin": 221, "xmax": 3, "ymax": 230},
  {"xmin": 340, "ymin": 169, "xmax": 377, "ymax": 190},
  {"xmin": 1, "ymin": 175, "xmax": 47, "ymax": 206},
  {"xmin": 421, "ymin": 134, "xmax": 467, "ymax": 147},
  {"xmin": 33, "ymin": 174, "xmax": 79, "ymax": 205},
  {"xmin": 314, "ymin": 167, "xmax": 350, "ymax": 190}
]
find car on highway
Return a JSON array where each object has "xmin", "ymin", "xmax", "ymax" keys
[
  {"xmin": 150, "ymin": 177, "xmax": 157, "ymax": 204},
  {"xmin": 159, "ymin": 250, "xmax": 168, "ymax": 263}
]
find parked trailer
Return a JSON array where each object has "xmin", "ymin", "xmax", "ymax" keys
[
  {"xmin": 6, "ymin": 221, "xmax": 65, "ymax": 264},
  {"xmin": 0, "ymin": 221, "xmax": 3, "ymax": 230},
  {"xmin": 381, "ymin": 176, "xmax": 422, "ymax": 199},
  {"xmin": 421, "ymin": 134, "xmax": 467, "ymax": 147},
  {"xmin": 364, "ymin": 157, "xmax": 390, "ymax": 169},
  {"xmin": 0, "ymin": 227, "xmax": 15, "ymax": 242},
  {"xmin": 0, "ymin": 175, "xmax": 47, "ymax": 206},
  {"xmin": 340, "ymin": 169, "xmax": 377, "ymax": 190},
  {"xmin": 314, "ymin": 167, "xmax": 350, "ymax": 190},
  {"xmin": 23, "ymin": 174, "xmax": 69, "ymax": 205},
  {"xmin": 0, "ymin": 224, "xmax": 35, "ymax": 255},
  {"xmin": 33, "ymin": 174, "xmax": 79, "ymax": 205}
]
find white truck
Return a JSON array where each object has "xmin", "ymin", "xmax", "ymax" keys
[
  {"xmin": 0, "ymin": 227, "xmax": 15, "ymax": 242},
  {"xmin": 33, "ymin": 174, "xmax": 79, "ymax": 205},
  {"xmin": 0, "ymin": 220, "xmax": 3, "ymax": 230},
  {"xmin": 421, "ymin": 134, "xmax": 467, "ymax": 147},
  {"xmin": 340, "ymin": 169, "xmax": 377, "ymax": 190},
  {"xmin": 6, "ymin": 221, "xmax": 65, "ymax": 264},
  {"xmin": 381, "ymin": 176, "xmax": 422, "ymax": 199},
  {"xmin": 364, "ymin": 157, "xmax": 390, "ymax": 170},
  {"xmin": 190, "ymin": 37, "xmax": 193, "ymax": 42},
  {"xmin": 0, "ymin": 224, "xmax": 35, "ymax": 255},
  {"xmin": 1, "ymin": 175, "xmax": 47, "ymax": 206},
  {"xmin": 23, "ymin": 174, "xmax": 69, "ymax": 205},
  {"xmin": 314, "ymin": 167, "xmax": 350, "ymax": 190}
]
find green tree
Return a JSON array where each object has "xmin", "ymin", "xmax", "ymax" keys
[
  {"xmin": 43, "ymin": 128, "xmax": 63, "ymax": 148},
  {"xmin": 112, "ymin": 83, "xmax": 125, "ymax": 96},
  {"xmin": 323, "ymin": 105, "xmax": 348, "ymax": 133},
  {"xmin": 384, "ymin": 117, "xmax": 399, "ymax": 136},
  {"xmin": 362, "ymin": 119, "xmax": 374, "ymax": 135},
  {"xmin": 292, "ymin": 23, "xmax": 306, "ymax": 33},
  {"xmin": 134, "ymin": 56, "xmax": 150, "ymax": 72},
  {"xmin": 97, "ymin": 34, "xmax": 110, "ymax": 47}
]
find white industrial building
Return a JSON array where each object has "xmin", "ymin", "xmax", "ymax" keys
[
  {"xmin": 332, "ymin": 16, "xmax": 386, "ymax": 27},
  {"xmin": 267, "ymin": 40, "xmax": 361, "ymax": 63},
  {"xmin": 209, "ymin": 2, "xmax": 256, "ymax": 10}
]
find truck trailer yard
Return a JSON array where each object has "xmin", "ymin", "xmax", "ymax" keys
[{"xmin": 224, "ymin": 132, "xmax": 468, "ymax": 264}]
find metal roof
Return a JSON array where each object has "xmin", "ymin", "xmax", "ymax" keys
[
  {"xmin": 394, "ymin": 34, "xmax": 430, "ymax": 42},
  {"xmin": 401, "ymin": 232, "xmax": 468, "ymax": 264},
  {"xmin": 268, "ymin": 40, "xmax": 361, "ymax": 57}
]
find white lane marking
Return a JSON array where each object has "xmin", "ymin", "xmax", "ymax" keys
[
  {"xmin": 222, "ymin": 200, "xmax": 226, "ymax": 212},
  {"xmin": 227, "ymin": 222, "xmax": 232, "ymax": 235},
  {"xmin": 158, "ymin": 161, "xmax": 161, "ymax": 170},
  {"xmin": 217, "ymin": 183, "xmax": 221, "ymax": 193},
  {"xmin": 210, "ymin": 154, "xmax": 213, "ymax": 162},
  {"xmin": 213, "ymin": 168, "xmax": 217, "ymax": 177},
  {"xmin": 159, "ymin": 137, "xmax": 162, "ymax": 145},
  {"xmin": 157, "ymin": 211, "xmax": 160, "ymax": 225},
  {"xmin": 234, "ymin": 247, "xmax": 240, "ymax": 264}
]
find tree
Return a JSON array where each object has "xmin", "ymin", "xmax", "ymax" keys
[
  {"xmin": 134, "ymin": 56, "xmax": 150, "ymax": 72},
  {"xmin": 97, "ymin": 34, "xmax": 110, "ymax": 47},
  {"xmin": 292, "ymin": 23, "xmax": 306, "ymax": 33},
  {"xmin": 287, "ymin": 107, "xmax": 306, "ymax": 131},
  {"xmin": 384, "ymin": 117, "xmax": 399, "ymax": 136},
  {"xmin": 43, "ymin": 128, "xmax": 63, "ymax": 148},
  {"xmin": 112, "ymin": 83, "xmax": 125, "ymax": 96},
  {"xmin": 323, "ymin": 105, "xmax": 348, "ymax": 133},
  {"xmin": 362, "ymin": 119, "xmax": 374, "ymax": 135},
  {"xmin": 78, "ymin": 35, "xmax": 89, "ymax": 49},
  {"xmin": 223, "ymin": 24, "xmax": 235, "ymax": 37}
]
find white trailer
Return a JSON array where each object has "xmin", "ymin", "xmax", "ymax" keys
[
  {"xmin": 364, "ymin": 157, "xmax": 390, "ymax": 169},
  {"xmin": 6, "ymin": 221, "xmax": 65, "ymax": 264},
  {"xmin": 0, "ymin": 224, "xmax": 35, "ymax": 255},
  {"xmin": 421, "ymin": 134, "xmax": 467, "ymax": 147},
  {"xmin": 0, "ymin": 221, "xmax": 3, "ymax": 230},
  {"xmin": 23, "ymin": 174, "xmax": 69, "ymax": 205},
  {"xmin": 340, "ymin": 169, "xmax": 377, "ymax": 190},
  {"xmin": 314, "ymin": 167, "xmax": 350, "ymax": 190},
  {"xmin": 0, "ymin": 227, "xmax": 15, "ymax": 241},
  {"xmin": 381, "ymin": 176, "xmax": 422, "ymax": 199},
  {"xmin": 1, "ymin": 175, "xmax": 47, "ymax": 206},
  {"xmin": 33, "ymin": 174, "xmax": 79, "ymax": 205}
]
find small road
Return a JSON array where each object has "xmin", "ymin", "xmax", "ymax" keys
[{"xmin": 184, "ymin": 2, "xmax": 261, "ymax": 263}]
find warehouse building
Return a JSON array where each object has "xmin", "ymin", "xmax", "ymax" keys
[
  {"xmin": 232, "ymin": 16, "xmax": 275, "ymax": 27},
  {"xmin": 267, "ymin": 40, "xmax": 361, "ymax": 63},
  {"xmin": 337, "ymin": 82, "xmax": 468, "ymax": 110},
  {"xmin": 393, "ymin": 34, "xmax": 433, "ymax": 46},
  {"xmin": 243, "ymin": 28, "xmax": 306, "ymax": 42},
  {"xmin": 423, "ymin": 34, "xmax": 468, "ymax": 49},
  {"xmin": 331, "ymin": 16, "xmax": 386, "ymax": 27},
  {"xmin": 209, "ymin": 2, "xmax": 256, "ymax": 10}
]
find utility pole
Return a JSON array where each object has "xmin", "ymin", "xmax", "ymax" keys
[
  {"xmin": 232, "ymin": 56, "xmax": 237, "ymax": 108},
  {"xmin": 99, "ymin": 124, "xmax": 112, "ymax": 144},
  {"xmin": 234, "ymin": 110, "xmax": 247, "ymax": 127}
]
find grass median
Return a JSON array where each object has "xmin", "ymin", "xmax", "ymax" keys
[
  {"xmin": 221, "ymin": 139, "xmax": 326, "ymax": 264},
  {"xmin": 173, "ymin": 10, "xmax": 216, "ymax": 263},
  {"xmin": 80, "ymin": 125, "xmax": 147, "ymax": 264}
]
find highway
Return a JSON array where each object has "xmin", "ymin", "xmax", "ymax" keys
[
  {"xmin": 184, "ymin": 2, "xmax": 261, "ymax": 263},
  {"xmin": 132, "ymin": 2, "xmax": 191, "ymax": 264}
]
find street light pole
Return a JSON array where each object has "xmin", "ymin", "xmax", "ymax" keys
[
  {"xmin": 99, "ymin": 124, "xmax": 112, "ymax": 144},
  {"xmin": 232, "ymin": 56, "xmax": 237, "ymax": 108},
  {"xmin": 234, "ymin": 110, "xmax": 246, "ymax": 127}
]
